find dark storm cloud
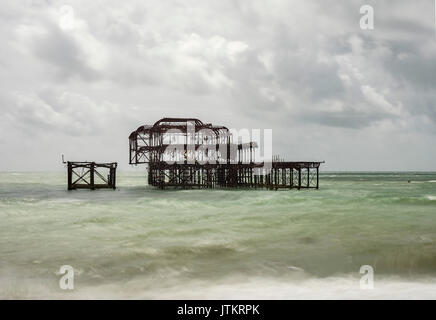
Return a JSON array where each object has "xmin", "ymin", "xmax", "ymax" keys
[
  {"xmin": 32, "ymin": 23, "xmax": 101, "ymax": 81},
  {"xmin": 385, "ymin": 45, "xmax": 436, "ymax": 90}
]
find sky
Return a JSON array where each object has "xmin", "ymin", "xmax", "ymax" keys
[{"xmin": 0, "ymin": 0, "xmax": 435, "ymax": 171}]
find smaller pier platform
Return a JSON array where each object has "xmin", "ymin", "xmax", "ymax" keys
[{"xmin": 67, "ymin": 161, "xmax": 117, "ymax": 190}]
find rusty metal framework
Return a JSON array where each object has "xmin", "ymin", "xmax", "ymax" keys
[
  {"xmin": 129, "ymin": 118, "xmax": 322, "ymax": 190},
  {"xmin": 67, "ymin": 161, "xmax": 117, "ymax": 190}
]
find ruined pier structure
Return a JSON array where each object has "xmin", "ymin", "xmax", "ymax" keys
[{"xmin": 129, "ymin": 118, "xmax": 322, "ymax": 190}]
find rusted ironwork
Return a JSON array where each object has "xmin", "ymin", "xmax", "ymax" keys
[
  {"xmin": 67, "ymin": 161, "xmax": 117, "ymax": 190},
  {"xmin": 129, "ymin": 118, "xmax": 323, "ymax": 190}
]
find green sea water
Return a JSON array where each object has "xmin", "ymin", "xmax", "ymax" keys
[{"xmin": 1, "ymin": 171, "xmax": 436, "ymax": 299}]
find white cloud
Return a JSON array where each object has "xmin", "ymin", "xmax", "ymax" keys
[
  {"xmin": 360, "ymin": 85, "xmax": 402, "ymax": 116},
  {"xmin": 136, "ymin": 33, "xmax": 249, "ymax": 91}
]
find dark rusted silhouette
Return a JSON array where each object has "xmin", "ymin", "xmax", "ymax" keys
[
  {"xmin": 129, "ymin": 118, "xmax": 323, "ymax": 190},
  {"xmin": 67, "ymin": 161, "xmax": 117, "ymax": 190}
]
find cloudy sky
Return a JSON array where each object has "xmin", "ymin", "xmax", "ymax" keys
[{"xmin": 1, "ymin": 0, "xmax": 435, "ymax": 171}]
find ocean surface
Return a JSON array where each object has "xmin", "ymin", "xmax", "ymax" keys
[{"xmin": 1, "ymin": 171, "xmax": 436, "ymax": 299}]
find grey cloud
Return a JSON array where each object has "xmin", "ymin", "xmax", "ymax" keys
[
  {"xmin": 0, "ymin": 0, "xmax": 436, "ymax": 170},
  {"xmin": 2, "ymin": 90, "xmax": 132, "ymax": 136},
  {"xmin": 32, "ymin": 24, "xmax": 101, "ymax": 81},
  {"xmin": 301, "ymin": 109, "xmax": 392, "ymax": 129}
]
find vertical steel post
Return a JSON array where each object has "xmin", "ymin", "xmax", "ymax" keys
[
  {"xmin": 307, "ymin": 166, "xmax": 310, "ymax": 188},
  {"xmin": 90, "ymin": 162, "xmax": 95, "ymax": 190},
  {"xmin": 316, "ymin": 166, "xmax": 319, "ymax": 189},
  {"xmin": 67, "ymin": 162, "xmax": 72, "ymax": 190},
  {"xmin": 298, "ymin": 168, "xmax": 301, "ymax": 190}
]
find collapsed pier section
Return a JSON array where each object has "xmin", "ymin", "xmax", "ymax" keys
[{"xmin": 67, "ymin": 161, "xmax": 117, "ymax": 190}]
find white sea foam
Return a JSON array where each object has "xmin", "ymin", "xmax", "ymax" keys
[
  {"xmin": 144, "ymin": 276, "xmax": 436, "ymax": 300},
  {"xmin": 2, "ymin": 274, "xmax": 436, "ymax": 300}
]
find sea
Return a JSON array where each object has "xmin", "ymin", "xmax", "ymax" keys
[{"xmin": 1, "ymin": 171, "xmax": 436, "ymax": 299}]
